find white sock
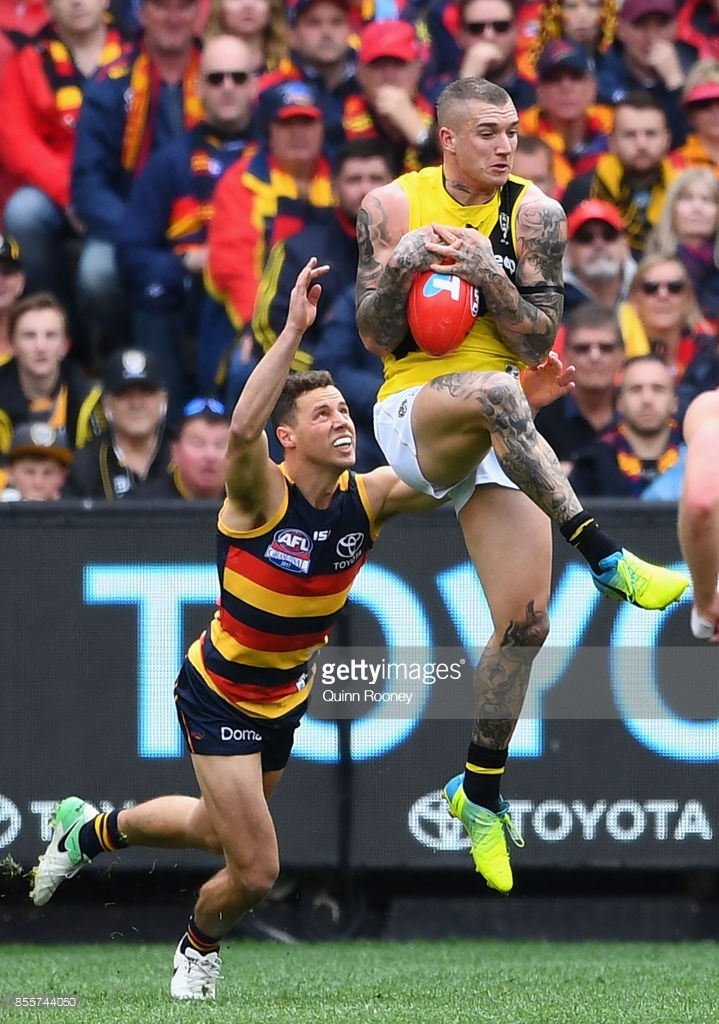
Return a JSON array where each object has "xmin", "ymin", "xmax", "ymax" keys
[{"xmin": 691, "ymin": 607, "xmax": 715, "ymax": 640}]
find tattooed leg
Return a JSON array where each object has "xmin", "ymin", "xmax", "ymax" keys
[
  {"xmin": 428, "ymin": 370, "xmax": 583, "ymax": 526},
  {"xmin": 473, "ymin": 603, "xmax": 549, "ymax": 750}
]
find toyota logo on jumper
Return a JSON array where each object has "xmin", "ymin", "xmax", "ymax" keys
[{"xmin": 336, "ymin": 533, "xmax": 364, "ymax": 559}]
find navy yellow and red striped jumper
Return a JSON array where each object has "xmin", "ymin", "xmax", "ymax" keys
[{"xmin": 187, "ymin": 466, "xmax": 378, "ymax": 719}]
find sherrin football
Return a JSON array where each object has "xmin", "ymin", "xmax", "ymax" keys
[{"xmin": 406, "ymin": 270, "xmax": 480, "ymax": 356}]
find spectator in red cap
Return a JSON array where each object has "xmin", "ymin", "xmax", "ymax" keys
[
  {"xmin": 563, "ymin": 199, "xmax": 637, "ymax": 316},
  {"xmin": 596, "ymin": 0, "xmax": 691, "ymax": 149},
  {"xmin": 676, "ymin": 0, "xmax": 719, "ymax": 65},
  {"xmin": 342, "ymin": 20, "xmax": 438, "ymax": 175},
  {"xmin": 671, "ymin": 60, "xmax": 719, "ymax": 171},
  {"xmin": 518, "ymin": 40, "xmax": 613, "ymax": 197},
  {"xmin": 204, "ymin": 79, "xmax": 334, "ymax": 397},
  {"xmin": 258, "ymin": 0, "xmax": 361, "ymax": 162}
]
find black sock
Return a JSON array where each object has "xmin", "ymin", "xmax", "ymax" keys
[
  {"xmin": 462, "ymin": 743, "xmax": 508, "ymax": 813},
  {"xmin": 181, "ymin": 915, "xmax": 221, "ymax": 956},
  {"xmin": 78, "ymin": 810, "xmax": 128, "ymax": 859},
  {"xmin": 560, "ymin": 512, "xmax": 621, "ymax": 574}
]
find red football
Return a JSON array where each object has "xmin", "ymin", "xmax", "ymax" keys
[{"xmin": 406, "ymin": 270, "xmax": 480, "ymax": 357}]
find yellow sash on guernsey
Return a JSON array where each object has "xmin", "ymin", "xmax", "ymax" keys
[{"xmin": 377, "ymin": 166, "xmax": 531, "ymax": 401}]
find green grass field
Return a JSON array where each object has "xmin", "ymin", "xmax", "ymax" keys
[{"xmin": 2, "ymin": 940, "xmax": 717, "ymax": 1024}]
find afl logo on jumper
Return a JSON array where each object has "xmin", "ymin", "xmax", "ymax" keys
[
  {"xmin": 336, "ymin": 532, "xmax": 364, "ymax": 560},
  {"xmin": 266, "ymin": 528, "xmax": 313, "ymax": 573}
]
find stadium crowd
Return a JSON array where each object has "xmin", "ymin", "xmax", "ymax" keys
[{"xmin": 1, "ymin": 0, "xmax": 719, "ymax": 499}]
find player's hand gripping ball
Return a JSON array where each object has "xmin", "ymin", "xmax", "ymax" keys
[{"xmin": 406, "ymin": 271, "xmax": 480, "ymax": 356}]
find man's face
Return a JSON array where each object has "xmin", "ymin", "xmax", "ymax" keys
[
  {"xmin": 610, "ymin": 106, "xmax": 670, "ymax": 173},
  {"xmin": 618, "ymin": 359, "xmax": 676, "ymax": 435},
  {"xmin": 8, "ymin": 456, "xmax": 67, "ymax": 501},
  {"xmin": 458, "ymin": 0, "xmax": 516, "ymax": 71},
  {"xmin": 269, "ymin": 116, "xmax": 324, "ymax": 168},
  {"xmin": 11, "ymin": 308, "xmax": 69, "ymax": 377},
  {"xmin": 291, "ymin": 0, "xmax": 351, "ymax": 68},
  {"xmin": 47, "ymin": 0, "xmax": 107, "ymax": 36},
  {"xmin": 334, "ymin": 155, "xmax": 393, "ymax": 222},
  {"xmin": 139, "ymin": 0, "xmax": 198, "ymax": 57},
  {"xmin": 441, "ymin": 99, "xmax": 518, "ymax": 190},
  {"xmin": 199, "ymin": 38, "xmax": 255, "ymax": 132},
  {"xmin": 278, "ymin": 385, "xmax": 356, "ymax": 467},
  {"xmin": 512, "ymin": 148, "xmax": 556, "ymax": 197},
  {"xmin": 617, "ymin": 11, "xmax": 676, "ymax": 73},
  {"xmin": 536, "ymin": 68, "xmax": 597, "ymax": 123},
  {"xmin": 172, "ymin": 417, "xmax": 228, "ymax": 498},
  {"xmin": 564, "ymin": 325, "xmax": 625, "ymax": 392},
  {"xmin": 357, "ymin": 56, "xmax": 422, "ymax": 107},
  {"xmin": 567, "ymin": 218, "xmax": 629, "ymax": 283},
  {"xmin": 104, "ymin": 386, "xmax": 167, "ymax": 440}
]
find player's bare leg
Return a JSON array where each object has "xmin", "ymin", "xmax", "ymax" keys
[
  {"xmin": 443, "ymin": 487, "xmax": 550, "ymax": 892},
  {"xmin": 168, "ymin": 754, "xmax": 283, "ymax": 999},
  {"xmin": 411, "ymin": 371, "xmax": 687, "ymax": 610}
]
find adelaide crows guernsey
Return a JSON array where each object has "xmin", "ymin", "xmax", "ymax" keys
[
  {"xmin": 187, "ymin": 466, "xmax": 378, "ymax": 718},
  {"xmin": 378, "ymin": 165, "xmax": 532, "ymax": 401}
]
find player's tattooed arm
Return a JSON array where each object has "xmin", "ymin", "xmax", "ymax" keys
[
  {"xmin": 481, "ymin": 197, "xmax": 565, "ymax": 365},
  {"xmin": 356, "ymin": 189, "xmax": 432, "ymax": 353},
  {"xmin": 428, "ymin": 195, "xmax": 566, "ymax": 365}
]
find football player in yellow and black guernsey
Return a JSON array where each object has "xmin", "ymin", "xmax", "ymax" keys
[{"xmin": 355, "ymin": 76, "xmax": 688, "ymax": 898}]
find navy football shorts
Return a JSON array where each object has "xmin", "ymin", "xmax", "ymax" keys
[{"xmin": 174, "ymin": 660, "xmax": 308, "ymax": 772}]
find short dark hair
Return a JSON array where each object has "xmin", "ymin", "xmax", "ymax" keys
[
  {"xmin": 335, "ymin": 137, "xmax": 393, "ymax": 174},
  {"xmin": 437, "ymin": 78, "xmax": 512, "ymax": 128},
  {"xmin": 613, "ymin": 89, "xmax": 668, "ymax": 125},
  {"xmin": 516, "ymin": 134, "xmax": 553, "ymax": 159},
  {"xmin": 271, "ymin": 370, "xmax": 335, "ymax": 429},
  {"xmin": 564, "ymin": 302, "xmax": 623, "ymax": 348},
  {"xmin": 9, "ymin": 292, "xmax": 68, "ymax": 341}
]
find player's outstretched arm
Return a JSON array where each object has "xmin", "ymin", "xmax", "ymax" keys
[
  {"xmin": 223, "ymin": 258, "xmax": 329, "ymax": 527},
  {"xmin": 426, "ymin": 188, "xmax": 566, "ymax": 366}
]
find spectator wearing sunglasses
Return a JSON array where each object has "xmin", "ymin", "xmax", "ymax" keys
[
  {"xmin": 619, "ymin": 255, "xmax": 715, "ymax": 384},
  {"xmin": 563, "ymin": 200, "xmax": 637, "ymax": 317},
  {"xmin": 645, "ymin": 168, "xmax": 719, "ymax": 322},
  {"xmin": 670, "ymin": 61, "xmax": 719, "ymax": 172},
  {"xmin": 117, "ymin": 36, "xmax": 256, "ymax": 425},
  {"xmin": 570, "ymin": 354, "xmax": 682, "ymax": 498},
  {"xmin": 596, "ymin": 0, "xmax": 691, "ymax": 151},
  {"xmin": 518, "ymin": 40, "xmax": 613, "ymax": 198},
  {"xmin": 142, "ymin": 397, "xmax": 230, "ymax": 499},
  {"xmin": 536, "ymin": 302, "xmax": 625, "ymax": 472},
  {"xmin": 425, "ymin": 0, "xmax": 536, "ymax": 110}
]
